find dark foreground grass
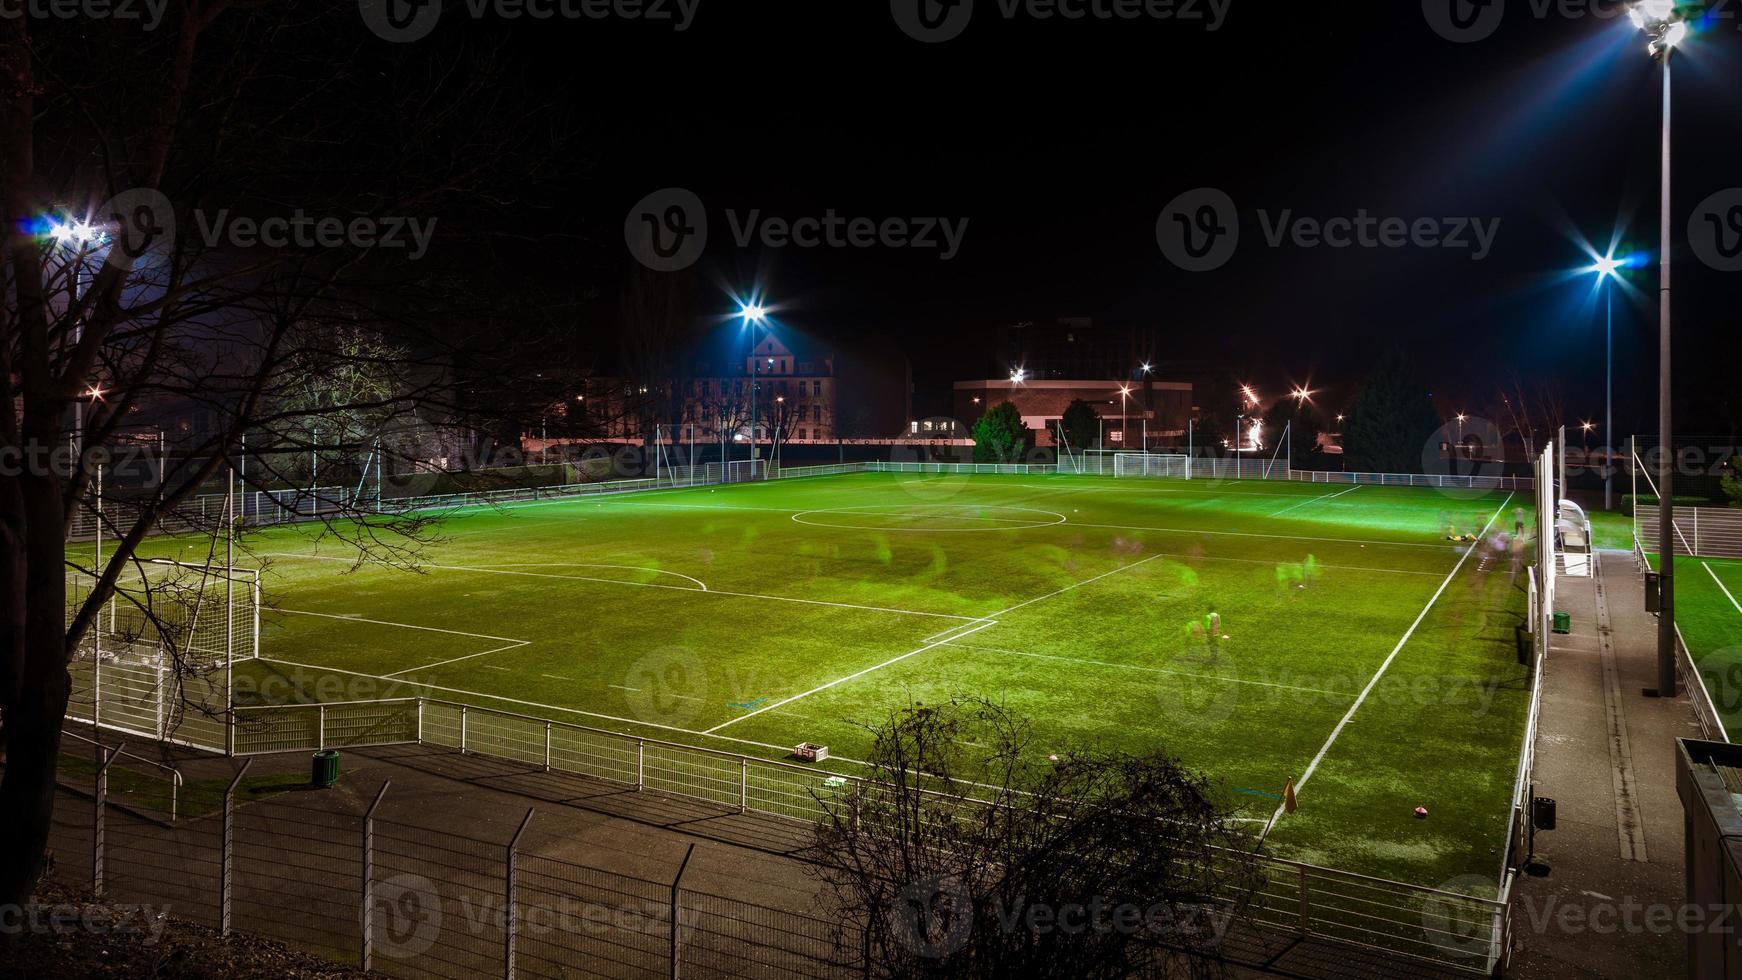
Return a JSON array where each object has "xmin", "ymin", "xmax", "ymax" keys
[{"xmin": 117, "ymin": 472, "xmax": 1531, "ymax": 892}]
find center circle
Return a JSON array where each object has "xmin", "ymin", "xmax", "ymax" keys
[{"xmin": 790, "ymin": 505, "xmax": 1067, "ymax": 532}]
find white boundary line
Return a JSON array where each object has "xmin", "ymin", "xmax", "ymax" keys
[
  {"xmin": 278, "ymin": 608, "xmax": 526, "ymax": 644},
  {"xmin": 703, "ymin": 620, "xmax": 999, "ymax": 734},
  {"xmin": 1260, "ymin": 492, "xmax": 1514, "ymax": 839},
  {"xmin": 987, "ymin": 553, "xmax": 1170, "ymax": 618},
  {"xmin": 278, "ymin": 609, "xmax": 536, "ymax": 678},
  {"xmin": 386, "ymin": 641, "xmax": 533, "ymax": 677},
  {"xmin": 1269, "ymin": 485, "xmax": 1360, "ymax": 518},
  {"xmin": 462, "ymin": 562, "xmax": 709, "ymax": 591},
  {"xmin": 265, "ymin": 552, "xmax": 976, "ymax": 622},
  {"xmin": 1061, "ymin": 520, "xmax": 1451, "ymax": 551},
  {"xmin": 944, "ymin": 643, "xmax": 1357, "ymax": 698},
  {"xmin": 255, "ymin": 656, "xmax": 799, "ymax": 754},
  {"xmin": 1704, "ymin": 562, "xmax": 1742, "ymax": 615}
]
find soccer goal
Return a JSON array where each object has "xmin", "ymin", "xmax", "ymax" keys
[
  {"xmin": 1113, "ymin": 453, "xmax": 1192, "ymax": 480},
  {"xmin": 66, "ymin": 559, "xmax": 259, "ymax": 753}
]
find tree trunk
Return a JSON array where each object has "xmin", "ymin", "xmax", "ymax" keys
[{"xmin": 0, "ymin": 467, "xmax": 72, "ymax": 908}]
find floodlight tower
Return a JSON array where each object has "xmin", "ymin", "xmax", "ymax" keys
[
  {"xmin": 1630, "ymin": 0, "xmax": 1686, "ymax": 698},
  {"xmin": 741, "ymin": 302, "xmax": 769, "ymax": 466}
]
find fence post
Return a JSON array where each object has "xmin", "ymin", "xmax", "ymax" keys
[
  {"xmin": 417, "ymin": 698, "xmax": 425, "ymax": 743},
  {"xmin": 505, "ymin": 809, "xmax": 535, "ymax": 980},
  {"xmin": 461, "ymin": 705, "xmax": 469, "ymax": 754},
  {"xmin": 637, "ymin": 740, "xmax": 645, "ymax": 791},
  {"xmin": 360, "ymin": 778, "xmax": 391, "ymax": 970},
  {"xmin": 94, "ymin": 742, "xmax": 122, "ymax": 899},
  {"xmin": 1297, "ymin": 865, "xmax": 1310, "ymax": 936},
  {"xmin": 221, "ymin": 758, "xmax": 253, "ymax": 936},
  {"xmin": 543, "ymin": 722, "xmax": 552, "ymax": 772},
  {"xmin": 670, "ymin": 843, "xmax": 695, "ymax": 980},
  {"xmin": 317, "ymin": 704, "xmax": 326, "ymax": 751},
  {"xmin": 740, "ymin": 758, "xmax": 749, "ymax": 813}
]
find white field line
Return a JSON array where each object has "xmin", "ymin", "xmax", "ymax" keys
[
  {"xmin": 256, "ymin": 656, "xmax": 802, "ymax": 755},
  {"xmin": 1705, "ymin": 562, "xmax": 1742, "ymax": 615},
  {"xmin": 1060, "ymin": 520, "xmax": 1450, "ymax": 551},
  {"xmin": 1260, "ymin": 492, "xmax": 1514, "ymax": 839},
  {"xmin": 386, "ymin": 640, "xmax": 533, "ymax": 678},
  {"xmin": 462, "ymin": 562, "xmax": 708, "ymax": 591},
  {"xmin": 1007, "ymin": 484, "xmax": 1339, "ymax": 500},
  {"xmin": 1269, "ymin": 485, "xmax": 1360, "ymax": 518},
  {"xmin": 703, "ymin": 620, "xmax": 999, "ymax": 734},
  {"xmin": 279, "ymin": 605, "xmax": 537, "ymax": 678},
  {"xmin": 988, "ymin": 553, "xmax": 1171, "ymax": 618},
  {"xmin": 945, "ymin": 643, "xmax": 1356, "ymax": 698},
  {"xmin": 279, "ymin": 608, "xmax": 525, "ymax": 644},
  {"xmin": 265, "ymin": 552, "xmax": 976, "ymax": 623}
]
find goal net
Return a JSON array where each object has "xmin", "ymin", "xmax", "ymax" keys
[
  {"xmin": 66, "ymin": 559, "xmax": 259, "ymax": 752},
  {"xmin": 1114, "ymin": 453, "xmax": 1192, "ymax": 480}
]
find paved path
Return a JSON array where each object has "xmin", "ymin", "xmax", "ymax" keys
[{"xmin": 1509, "ymin": 550, "xmax": 1705, "ymax": 977}]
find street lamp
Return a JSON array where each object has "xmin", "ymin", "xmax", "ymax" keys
[{"xmin": 1630, "ymin": 0, "xmax": 1686, "ymax": 699}]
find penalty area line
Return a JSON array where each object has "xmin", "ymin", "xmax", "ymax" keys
[
  {"xmin": 703, "ymin": 619, "xmax": 999, "ymax": 735},
  {"xmin": 1269, "ymin": 484, "xmax": 1360, "ymax": 518},
  {"xmin": 1259, "ymin": 491, "xmax": 1514, "ymax": 841}
]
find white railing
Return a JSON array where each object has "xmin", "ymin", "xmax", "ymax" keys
[
  {"xmin": 59, "ymin": 727, "xmax": 184, "ymax": 822},
  {"xmin": 1676, "ymin": 623, "xmax": 1731, "ymax": 743},
  {"xmin": 68, "ymin": 486, "xmax": 356, "ymax": 541},
  {"xmin": 231, "ymin": 695, "xmax": 1506, "ymax": 973},
  {"xmin": 1291, "ymin": 470, "xmax": 1535, "ymax": 491},
  {"xmin": 1634, "ymin": 504, "xmax": 1742, "ymax": 560}
]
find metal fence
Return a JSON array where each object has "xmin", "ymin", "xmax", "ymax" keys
[
  {"xmin": 1290, "ymin": 469, "xmax": 1535, "ymax": 491},
  {"xmin": 32, "ymin": 757, "xmax": 858, "ymax": 979},
  {"xmin": 1635, "ymin": 504, "xmax": 1742, "ymax": 559},
  {"xmin": 228, "ymin": 697, "xmax": 1507, "ymax": 974}
]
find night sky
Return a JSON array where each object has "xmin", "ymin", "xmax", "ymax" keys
[{"xmin": 485, "ymin": 0, "xmax": 1742, "ymax": 431}]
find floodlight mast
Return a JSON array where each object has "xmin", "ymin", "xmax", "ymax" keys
[{"xmin": 1627, "ymin": 0, "xmax": 1684, "ymax": 697}]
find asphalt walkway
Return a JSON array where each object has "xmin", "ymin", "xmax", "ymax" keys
[{"xmin": 1509, "ymin": 550, "xmax": 1705, "ymax": 978}]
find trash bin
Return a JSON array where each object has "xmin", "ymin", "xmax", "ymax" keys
[
  {"xmin": 312, "ymin": 750, "xmax": 340, "ymax": 788},
  {"xmin": 1552, "ymin": 612, "xmax": 1572, "ymax": 635},
  {"xmin": 1645, "ymin": 571, "xmax": 1662, "ymax": 614}
]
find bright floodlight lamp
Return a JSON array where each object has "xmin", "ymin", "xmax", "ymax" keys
[
  {"xmin": 1631, "ymin": 0, "xmax": 1686, "ymax": 57},
  {"xmin": 741, "ymin": 303, "xmax": 767, "ymax": 323},
  {"xmin": 1140, "ymin": 363, "xmax": 1153, "ymax": 374},
  {"xmin": 1010, "ymin": 368, "xmax": 1027, "ymax": 384}
]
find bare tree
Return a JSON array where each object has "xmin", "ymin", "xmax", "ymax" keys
[
  {"xmin": 1, "ymin": 3, "xmax": 578, "ymax": 905},
  {"xmin": 805, "ymin": 698, "xmax": 1258, "ymax": 980}
]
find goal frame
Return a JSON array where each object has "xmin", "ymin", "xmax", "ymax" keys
[{"xmin": 1113, "ymin": 452, "xmax": 1193, "ymax": 481}]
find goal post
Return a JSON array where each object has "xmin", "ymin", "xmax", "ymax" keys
[
  {"xmin": 1113, "ymin": 453, "xmax": 1192, "ymax": 480},
  {"xmin": 66, "ymin": 558, "xmax": 259, "ymax": 753}
]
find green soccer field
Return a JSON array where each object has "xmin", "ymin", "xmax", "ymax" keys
[
  {"xmin": 120, "ymin": 472, "xmax": 1534, "ymax": 891},
  {"xmin": 1652, "ymin": 554, "xmax": 1742, "ymax": 735}
]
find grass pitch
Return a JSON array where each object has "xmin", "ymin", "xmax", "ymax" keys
[
  {"xmin": 126, "ymin": 472, "xmax": 1533, "ymax": 891},
  {"xmin": 1657, "ymin": 554, "xmax": 1742, "ymax": 734}
]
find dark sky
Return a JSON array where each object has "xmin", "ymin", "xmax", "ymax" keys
[{"xmin": 478, "ymin": 0, "xmax": 1740, "ymax": 431}]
